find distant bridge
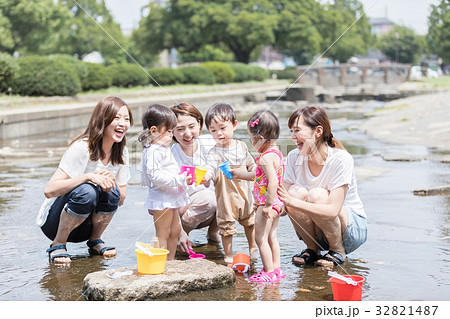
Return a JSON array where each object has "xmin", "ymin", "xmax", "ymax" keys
[{"xmin": 296, "ymin": 64, "xmax": 411, "ymax": 86}]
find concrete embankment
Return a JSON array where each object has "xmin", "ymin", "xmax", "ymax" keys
[{"xmin": 0, "ymin": 81, "xmax": 288, "ymax": 140}]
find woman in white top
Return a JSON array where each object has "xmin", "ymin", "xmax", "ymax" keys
[
  {"xmin": 39, "ymin": 97, "xmax": 133, "ymax": 264},
  {"xmin": 278, "ymin": 106, "xmax": 367, "ymax": 266},
  {"xmin": 170, "ymin": 102, "xmax": 219, "ymax": 253}
]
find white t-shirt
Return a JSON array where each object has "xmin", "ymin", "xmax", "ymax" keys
[
  {"xmin": 36, "ymin": 139, "xmax": 131, "ymax": 226},
  {"xmin": 59, "ymin": 139, "xmax": 130, "ymax": 185},
  {"xmin": 171, "ymin": 134, "xmax": 216, "ymax": 195},
  {"xmin": 140, "ymin": 143, "xmax": 189, "ymax": 210},
  {"xmin": 284, "ymin": 146, "xmax": 365, "ymax": 218},
  {"xmin": 205, "ymin": 139, "xmax": 255, "ymax": 181}
]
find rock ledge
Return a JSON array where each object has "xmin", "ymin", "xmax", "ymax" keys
[{"xmin": 82, "ymin": 259, "xmax": 235, "ymax": 301}]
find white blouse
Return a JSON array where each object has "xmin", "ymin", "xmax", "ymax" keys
[{"xmin": 140, "ymin": 143, "xmax": 189, "ymax": 210}]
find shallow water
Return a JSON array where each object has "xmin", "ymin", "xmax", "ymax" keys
[{"xmin": 0, "ymin": 100, "xmax": 449, "ymax": 301}]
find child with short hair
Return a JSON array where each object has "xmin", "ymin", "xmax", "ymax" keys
[
  {"xmin": 139, "ymin": 104, "xmax": 192, "ymax": 261},
  {"xmin": 247, "ymin": 110, "xmax": 285, "ymax": 282},
  {"xmin": 204, "ymin": 103, "xmax": 257, "ymax": 264}
]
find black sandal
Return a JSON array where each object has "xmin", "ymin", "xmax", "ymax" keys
[
  {"xmin": 87, "ymin": 239, "xmax": 116, "ymax": 257},
  {"xmin": 315, "ymin": 250, "xmax": 346, "ymax": 266},
  {"xmin": 46, "ymin": 244, "xmax": 71, "ymax": 264},
  {"xmin": 292, "ymin": 248, "xmax": 318, "ymax": 265}
]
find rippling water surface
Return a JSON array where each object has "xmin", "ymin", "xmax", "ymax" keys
[{"xmin": 0, "ymin": 100, "xmax": 449, "ymax": 301}]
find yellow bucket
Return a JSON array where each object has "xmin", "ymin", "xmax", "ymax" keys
[{"xmin": 135, "ymin": 242, "xmax": 169, "ymax": 275}]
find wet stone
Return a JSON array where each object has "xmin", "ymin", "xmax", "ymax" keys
[
  {"xmin": 0, "ymin": 186, "xmax": 24, "ymax": 193},
  {"xmin": 82, "ymin": 259, "xmax": 235, "ymax": 301},
  {"xmin": 413, "ymin": 185, "xmax": 450, "ymax": 196},
  {"xmin": 381, "ymin": 153, "xmax": 425, "ymax": 162}
]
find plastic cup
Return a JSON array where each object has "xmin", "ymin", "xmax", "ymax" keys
[
  {"xmin": 195, "ymin": 166, "xmax": 207, "ymax": 186},
  {"xmin": 135, "ymin": 242, "xmax": 169, "ymax": 275},
  {"xmin": 218, "ymin": 161, "xmax": 233, "ymax": 180},
  {"xmin": 180, "ymin": 165, "xmax": 195, "ymax": 185},
  {"xmin": 329, "ymin": 275, "xmax": 365, "ymax": 301}
]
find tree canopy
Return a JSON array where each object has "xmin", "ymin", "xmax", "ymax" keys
[
  {"xmin": 0, "ymin": 0, "xmax": 70, "ymax": 55},
  {"xmin": 0, "ymin": 0, "xmax": 128, "ymax": 64},
  {"xmin": 427, "ymin": 0, "xmax": 450, "ymax": 64},
  {"xmin": 377, "ymin": 25, "xmax": 426, "ymax": 64},
  {"xmin": 133, "ymin": 0, "xmax": 373, "ymax": 64}
]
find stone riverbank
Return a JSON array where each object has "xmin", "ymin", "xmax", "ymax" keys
[{"xmin": 361, "ymin": 90, "xmax": 450, "ymax": 152}]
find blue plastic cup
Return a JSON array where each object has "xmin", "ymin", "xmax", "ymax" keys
[{"xmin": 219, "ymin": 161, "xmax": 233, "ymax": 180}]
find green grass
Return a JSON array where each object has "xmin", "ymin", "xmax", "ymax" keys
[
  {"xmin": 410, "ymin": 76, "xmax": 450, "ymax": 88},
  {"xmin": 373, "ymin": 103, "xmax": 411, "ymax": 113}
]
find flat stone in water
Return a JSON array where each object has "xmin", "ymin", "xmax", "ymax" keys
[
  {"xmin": 413, "ymin": 185, "xmax": 450, "ymax": 196},
  {"xmin": 381, "ymin": 153, "xmax": 425, "ymax": 162},
  {"xmin": 0, "ymin": 186, "xmax": 24, "ymax": 193},
  {"xmin": 82, "ymin": 259, "xmax": 235, "ymax": 301}
]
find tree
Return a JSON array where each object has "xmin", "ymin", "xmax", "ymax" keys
[
  {"xmin": 133, "ymin": 0, "xmax": 280, "ymax": 63},
  {"xmin": 129, "ymin": 2, "xmax": 167, "ymax": 67},
  {"xmin": 0, "ymin": 0, "xmax": 70, "ymax": 55},
  {"xmin": 378, "ymin": 25, "xmax": 425, "ymax": 64},
  {"xmin": 132, "ymin": 0, "xmax": 372, "ymax": 65},
  {"xmin": 0, "ymin": 10, "xmax": 14, "ymax": 51},
  {"xmin": 49, "ymin": 0, "xmax": 128, "ymax": 64},
  {"xmin": 273, "ymin": 0, "xmax": 323, "ymax": 65},
  {"xmin": 427, "ymin": 0, "xmax": 450, "ymax": 64},
  {"xmin": 319, "ymin": 0, "xmax": 373, "ymax": 63}
]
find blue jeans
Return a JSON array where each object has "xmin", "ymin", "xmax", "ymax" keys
[{"xmin": 41, "ymin": 183, "xmax": 120, "ymax": 243}]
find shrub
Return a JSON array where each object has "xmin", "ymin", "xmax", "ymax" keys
[
  {"xmin": 48, "ymin": 54, "xmax": 88, "ymax": 84},
  {"xmin": 147, "ymin": 67, "xmax": 184, "ymax": 86},
  {"xmin": 227, "ymin": 62, "xmax": 253, "ymax": 82},
  {"xmin": 179, "ymin": 65, "xmax": 215, "ymax": 85},
  {"xmin": 273, "ymin": 66, "xmax": 298, "ymax": 80},
  {"xmin": 107, "ymin": 63, "xmax": 149, "ymax": 87},
  {"xmin": 248, "ymin": 65, "xmax": 269, "ymax": 81},
  {"xmin": 82, "ymin": 62, "xmax": 112, "ymax": 91},
  {"xmin": 0, "ymin": 53, "xmax": 17, "ymax": 93},
  {"xmin": 201, "ymin": 62, "xmax": 235, "ymax": 83},
  {"xmin": 11, "ymin": 56, "xmax": 81, "ymax": 96}
]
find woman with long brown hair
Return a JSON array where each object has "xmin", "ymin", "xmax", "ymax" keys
[
  {"xmin": 37, "ymin": 97, "xmax": 133, "ymax": 264},
  {"xmin": 278, "ymin": 106, "xmax": 367, "ymax": 266}
]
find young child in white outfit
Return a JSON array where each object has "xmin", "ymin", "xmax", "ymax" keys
[{"xmin": 139, "ymin": 104, "xmax": 192, "ymax": 260}]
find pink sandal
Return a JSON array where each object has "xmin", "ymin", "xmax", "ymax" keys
[
  {"xmin": 249, "ymin": 269, "xmax": 280, "ymax": 283},
  {"xmin": 274, "ymin": 267, "xmax": 285, "ymax": 279}
]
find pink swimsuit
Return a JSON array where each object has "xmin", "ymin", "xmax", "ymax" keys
[{"xmin": 253, "ymin": 148, "xmax": 285, "ymax": 213}]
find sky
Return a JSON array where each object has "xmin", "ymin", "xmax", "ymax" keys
[{"xmin": 104, "ymin": 0, "xmax": 440, "ymax": 35}]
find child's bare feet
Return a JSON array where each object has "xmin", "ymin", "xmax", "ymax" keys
[
  {"xmin": 224, "ymin": 255, "xmax": 233, "ymax": 264},
  {"xmin": 249, "ymin": 248, "xmax": 258, "ymax": 262}
]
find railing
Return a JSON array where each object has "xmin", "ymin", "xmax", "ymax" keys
[{"xmin": 296, "ymin": 64, "xmax": 411, "ymax": 86}]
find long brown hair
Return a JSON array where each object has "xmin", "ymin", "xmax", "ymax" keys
[
  {"xmin": 72, "ymin": 96, "xmax": 133, "ymax": 165},
  {"xmin": 288, "ymin": 106, "xmax": 345, "ymax": 150}
]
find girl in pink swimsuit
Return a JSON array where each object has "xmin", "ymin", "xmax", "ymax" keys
[{"xmin": 246, "ymin": 110, "xmax": 285, "ymax": 283}]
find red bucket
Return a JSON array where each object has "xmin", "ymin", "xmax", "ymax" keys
[{"xmin": 329, "ymin": 275, "xmax": 365, "ymax": 301}]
